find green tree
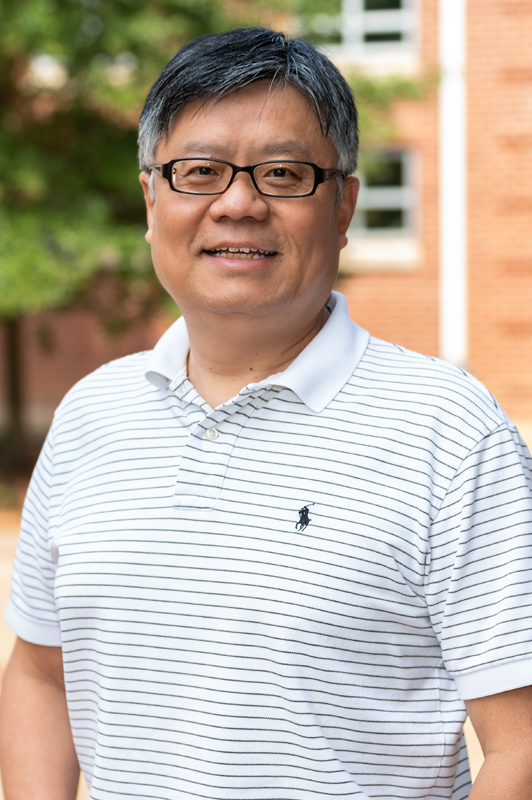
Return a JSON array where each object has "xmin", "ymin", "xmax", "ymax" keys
[{"xmin": 0, "ymin": 0, "xmax": 237, "ymax": 465}]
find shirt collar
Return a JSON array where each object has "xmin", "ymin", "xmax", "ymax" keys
[{"xmin": 145, "ymin": 290, "xmax": 369, "ymax": 413}]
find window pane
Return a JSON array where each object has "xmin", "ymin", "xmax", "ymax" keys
[
  {"xmin": 366, "ymin": 209, "xmax": 404, "ymax": 229},
  {"xmin": 352, "ymin": 152, "xmax": 411, "ymax": 234},
  {"xmin": 364, "ymin": 0, "xmax": 402, "ymax": 9},
  {"xmin": 365, "ymin": 157, "xmax": 403, "ymax": 188},
  {"xmin": 364, "ymin": 31, "xmax": 403, "ymax": 42}
]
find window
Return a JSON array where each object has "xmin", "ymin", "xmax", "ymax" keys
[
  {"xmin": 351, "ymin": 151, "xmax": 414, "ymax": 235},
  {"xmin": 301, "ymin": 0, "xmax": 418, "ymax": 58},
  {"xmin": 342, "ymin": 0, "xmax": 418, "ymax": 54},
  {"xmin": 340, "ymin": 149, "xmax": 421, "ymax": 274}
]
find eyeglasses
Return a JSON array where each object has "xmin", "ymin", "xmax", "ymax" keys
[{"xmin": 147, "ymin": 158, "xmax": 345, "ymax": 198}]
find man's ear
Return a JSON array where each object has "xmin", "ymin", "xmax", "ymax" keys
[
  {"xmin": 139, "ymin": 171, "xmax": 155, "ymax": 244},
  {"xmin": 338, "ymin": 176, "xmax": 360, "ymax": 250}
]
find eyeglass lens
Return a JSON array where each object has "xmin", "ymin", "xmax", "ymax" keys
[{"xmin": 170, "ymin": 159, "xmax": 316, "ymax": 196}]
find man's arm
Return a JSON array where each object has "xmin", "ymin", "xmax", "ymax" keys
[
  {"xmin": 0, "ymin": 637, "xmax": 80, "ymax": 800},
  {"xmin": 465, "ymin": 684, "xmax": 532, "ymax": 799}
]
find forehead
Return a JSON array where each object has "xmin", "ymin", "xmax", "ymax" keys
[{"xmin": 159, "ymin": 81, "xmax": 338, "ymax": 164}]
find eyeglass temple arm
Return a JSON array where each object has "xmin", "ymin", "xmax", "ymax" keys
[
  {"xmin": 146, "ymin": 164, "xmax": 164, "ymax": 176},
  {"xmin": 324, "ymin": 168, "xmax": 346, "ymax": 181}
]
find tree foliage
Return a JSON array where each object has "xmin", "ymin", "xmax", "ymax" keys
[{"xmin": 0, "ymin": 0, "xmax": 236, "ymax": 321}]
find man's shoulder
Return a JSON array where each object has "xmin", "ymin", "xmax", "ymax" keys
[
  {"xmin": 359, "ymin": 336, "xmax": 500, "ymax": 405},
  {"xmin": 55, "ymin": 350, "xmax": 156, "ymax": 418},
  {"xmin": 348, "ymin": 335, "xmax": 509, "ymax": 438}
]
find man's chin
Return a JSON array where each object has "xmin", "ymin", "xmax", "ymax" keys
[{"xmin": 185, "ymin": 289, "xmax": 295, "ymax": 318}]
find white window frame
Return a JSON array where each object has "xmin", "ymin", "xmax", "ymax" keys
[
  {"xmin": 343, "ymin": 0, "xmax": 419, "ymax": 53},
  {"xmin": 350, "ymin": 150, "xmax": 415, "ymax": 237}
]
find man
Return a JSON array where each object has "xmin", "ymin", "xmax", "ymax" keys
[{"xmin": 1, "ymin": 27, "xmax": 532, "ymax": 800}]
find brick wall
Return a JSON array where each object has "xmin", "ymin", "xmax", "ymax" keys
[
  {"xmin": 467, "ymin": 0, "xmax": 532, "ymax": 421},
  {"xmin": 341, "ymin": 0, "xmax": 532, "ymax": 424}
]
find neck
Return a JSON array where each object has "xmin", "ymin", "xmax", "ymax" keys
[{"xmin": 185, "ymin": 304, "xmax": 330, "ymax": 409}]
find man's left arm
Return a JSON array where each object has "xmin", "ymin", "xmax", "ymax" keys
[{"xmin": 465, "ymin": 684, "xmax": 532, "ymax": 799}]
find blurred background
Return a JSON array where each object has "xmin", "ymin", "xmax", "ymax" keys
[{"xmin": 0, "ymin": 0, "xmax": 530, "ymax": 795}]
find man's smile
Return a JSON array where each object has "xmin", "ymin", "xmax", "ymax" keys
[{"xmin": 203, "ymin": 246, "xmax": 278, "ymax": 260}]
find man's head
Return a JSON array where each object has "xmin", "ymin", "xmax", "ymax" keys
[
  {"xmin": 138, "ymin": 29, "xmax": 359, "ymax": 327},
  {"xmin": 138, "ymin": 27, "xmax": 358, "ymax": 178}
]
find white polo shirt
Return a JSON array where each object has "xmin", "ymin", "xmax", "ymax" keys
[{"xmin": 7, "ymin": 291, "xmax": 532, "ymax": 800}]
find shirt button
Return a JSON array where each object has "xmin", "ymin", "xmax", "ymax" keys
[{"xmin": 205, "ymin": 426, "xmax": 219, "ymax": 441}]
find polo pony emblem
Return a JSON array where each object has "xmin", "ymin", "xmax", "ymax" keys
[{"xmin": 295, "ymin": 503, "xmax": 315, "ymax": 532}]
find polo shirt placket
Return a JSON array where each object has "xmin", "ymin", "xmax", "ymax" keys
[{"xmin": 168, "ymin": 375, "xmax": 275, "ymax": 510}]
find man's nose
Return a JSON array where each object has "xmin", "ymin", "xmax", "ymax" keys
[{"xmin": 208, "ymin": 172, "xmax": 269, "ymax": 222}]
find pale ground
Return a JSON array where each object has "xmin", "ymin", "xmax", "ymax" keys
[{"xmin": 0, "ymin": 421, "xmax": 530, "ymax": 798}]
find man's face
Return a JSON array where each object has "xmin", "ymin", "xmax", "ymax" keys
[{"xmin": 140, "ymin": 81, "xmax": 358, "ymax": 322}]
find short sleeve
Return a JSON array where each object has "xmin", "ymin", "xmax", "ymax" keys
[
  {"xmin": 5, "ymin": 424, "xmax": 62, "ymax": 645},
  {"xmin": 426, "ymin": 421, "xmax": 532, "ymax": 700}
]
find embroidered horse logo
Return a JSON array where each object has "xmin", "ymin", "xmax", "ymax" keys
[{"xmin": 295, "ymin": 503, "xmax": 315, "ymax": 532}]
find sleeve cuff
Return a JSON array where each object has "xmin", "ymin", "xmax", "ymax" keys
[
  {"xmin": 453, "ymin": 656, "xmax": 532, "ymax": 700},
  {"xmin": 5, "ymin": 601, "xmax": 62, "ymax": 647}
]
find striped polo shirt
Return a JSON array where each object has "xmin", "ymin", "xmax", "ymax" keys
[{"xmin": 7, "ymin": 291, "xmax": 532, "ymax": 800}]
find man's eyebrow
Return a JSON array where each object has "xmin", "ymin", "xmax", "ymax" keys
[
  {"xmin": 176, "ymin": 142, "xmax": 219, "ymax": 156},
  {"xmin": 257, "ymin": 141, "xmax": 313, "ymax": 160},
  {"xmin": 174, "ymin": 140, "xmax": 314, "ymax": 160}
]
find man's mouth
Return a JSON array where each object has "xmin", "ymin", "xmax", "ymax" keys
[{"xmin": 204, "ymin": 246, "xmax": 277, "ymax": 260}]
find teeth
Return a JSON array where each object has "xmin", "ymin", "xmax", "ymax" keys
[{"xmin": 209, "ymin": 246, "xmax": 275, "ymax": 258}]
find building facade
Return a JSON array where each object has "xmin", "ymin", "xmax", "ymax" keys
[{"xmin": 338, "ymin": 0, "xmax": 532, "ymax": 436}]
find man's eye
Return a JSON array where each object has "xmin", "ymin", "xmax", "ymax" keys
[
  {"xmin": 266, "ymin": 167, "xmax": 296, "ymax": 179},
  {"xmin": 183, "ymin": 166, "xmax": 217, "ymax": 177},
  {"xmin": 174, "ymin": 163, "xmax": 220, "ymax": 180}
]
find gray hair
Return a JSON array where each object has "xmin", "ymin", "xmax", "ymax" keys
[{"xmin": 138, "ymin": 28, "xmax": 358, "ymax": 177}]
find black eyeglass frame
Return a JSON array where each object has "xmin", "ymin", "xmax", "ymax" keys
[{"xmin": 147, "ymin": 158, "xmax": 346, "ymax": 198}]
